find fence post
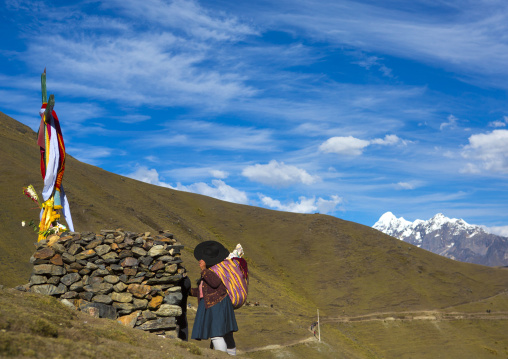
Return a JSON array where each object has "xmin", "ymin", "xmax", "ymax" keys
[{"xmin": 317, "ymin": 309, "xmax": 321, "ymax": 342}]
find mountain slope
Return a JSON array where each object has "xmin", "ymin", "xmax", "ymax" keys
[
  {"xmin": 374, "ymin": 212, "xmax": 508, "ymax": 266},
  {"xmin": 3, "ymin": 111, "xmax": 508, "ymax": 357}
]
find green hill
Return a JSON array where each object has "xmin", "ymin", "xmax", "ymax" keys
[{"xmin": 1, "ymin": 111, "xmax": 508, "ymax": 358}]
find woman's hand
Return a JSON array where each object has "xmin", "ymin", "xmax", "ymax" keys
[{"xmin": 199, "ymin": 259, "xmax": 207, "ymax": 271}]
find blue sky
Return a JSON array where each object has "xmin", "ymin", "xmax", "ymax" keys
[{"xmin": 2, "ymin": 0, "xmax": 508, "ymax": 235}]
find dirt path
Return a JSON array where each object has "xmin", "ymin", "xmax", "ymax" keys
[
  {"xmin": 241, "ymin": 309, "xmax": 508, "ymax": 354},
  {"xmin": 240, "ymin": 336, "xmax": 319, "ymax": 354},
  {"xmin": 321, "ymin": 310, "xmax": 508, "ymax": 323}
]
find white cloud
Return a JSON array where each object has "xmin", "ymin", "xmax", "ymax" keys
[
  {"xmin": 370, "ymin": 134, "xmax": 402, "ymax": 145},
  {"xmin": 488, "ymin": 116, "xmax": 508, "ymax": 127},
  {"xmin": 394, "ymin": 180, "xmax": 423, "ymax": 190},
  {"xmin": 126, "ymin": 166, "xmax": 174, "ymax": 188},
  {"xmin": 319, "ymin": 136, "xmax": 370, "ymax": 156},
  {"xmin": 485, "ymin": 225, "xmax": 508, "ymax": 237},
  {"xmin": 176, "ymin": 179, "xmax": 248, "ymax": 204},
  {"xmin": 461, "ymin": 129, "xmax": 508, "ymax": 173},
  {"xmin": 242, "ymin": 160, "xmax": 319, "ymax": 187},
  {"xmin": 105, "ymin": 0, "xmax": 258, "ymax": 41},
  {"xmin": 440, "ymin": 114, "xmax": 459, "ymax": 130},
  {"xmin": 126, "ymin": 166, "xmax": 248, "ymax": 204},
  {"xmin": 210, "ymin": 169, "xmax": 229, "ymax": 179},
  {"xmin": 259, "ymin": 194, "xmax": 342, "ymax": 214},
  {"xmin": 67, "ymin": 145, "xmax": 118, "ymax": 165},
  {"xmin": 320, "ymin": 134, "xmax": 403, "ymax": 156}
]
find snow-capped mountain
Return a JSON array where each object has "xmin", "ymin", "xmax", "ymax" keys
[{"xmin": 373, "ymin": 212, "xmax": 508, "ymax": 267}]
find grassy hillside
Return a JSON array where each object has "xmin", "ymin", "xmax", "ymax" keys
[{"xmin": 2, "ymin": 111, "xmax": 508, "ymax": 358}]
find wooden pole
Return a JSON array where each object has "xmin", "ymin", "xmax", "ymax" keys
[
  {"xmin": 317, "ymin": 309, "xmax": 321, "ymax": 342},
  {"xmin": 41, "ymin": 68, "xmax": 55, "ymax": 118},
  {"xmin": 41, "ymin": 68, "xmax": 47, "ymax": 104}
]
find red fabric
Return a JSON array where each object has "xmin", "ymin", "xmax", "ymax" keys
[{"xmin": 39, "ymin": 103, "xmax": 66, "ymax": 191}]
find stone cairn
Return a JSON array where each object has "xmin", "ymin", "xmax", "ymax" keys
[{"xmin": 28, "ymin": 229, "xmax": 187, "ymax": 337}]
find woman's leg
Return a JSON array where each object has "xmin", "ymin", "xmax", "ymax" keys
[
  {"xmin": 224, "ymin": 332, "xmax": 236, "ymax": 355},
  {"xmin": 211, "ymin": 337, "xmax": 227, "ymax": 352}
]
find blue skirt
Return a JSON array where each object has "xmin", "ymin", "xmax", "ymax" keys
[{"xmin": 191, "ymin": 295, "xmax": 238, "ymax": 340}]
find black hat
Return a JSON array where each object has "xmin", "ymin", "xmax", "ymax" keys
[{"xmin": 193, "ymin": 241, "xmax": 229, "ymax": 267}]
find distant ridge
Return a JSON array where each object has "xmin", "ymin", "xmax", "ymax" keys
[{"xmin": 373, "ymin": 212, "xmax": 508, "ymax": 266}]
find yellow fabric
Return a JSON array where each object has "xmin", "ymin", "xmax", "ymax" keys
[{"xmin": 38, "ymin": 198, "xmax": 60, "ymax": 241}]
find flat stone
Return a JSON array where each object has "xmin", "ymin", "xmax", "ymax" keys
[
  {"xmin": 128, "ymin": 276, "xmax": 144, "ymax": 284},
  {"xmin": 69, "ymin": 262, "xmax": 84, "ymax": 270},
  {"xmin": 84, "ymin": 282, "xmax": 113, "ymax": 295},
  {"xmin": 79, "ymin": 269, "xmax": 91, "ymax": 276},
  {"xmin": 79, "ymin": 292, "xmax": 94, "ymax": 301},
  {"xmin": 136, "ymin": 317, "xmax": 176, "ymax": 331},
  {"xmin": 146, "ymin": 274, "xmax": 182, "ymax": 285},
  {"xmin": 33, "ymin": 247, "xmax": 55, "ymax": 260},
  {"xmin": 61, "ymin": 273, "xmax": 81, "ymax": 286},
  {"xmin": 68, "ymin": 243, "xmax": 84, "ymax": 256},
  {"xmin": 150, "ymin": 261, "xmax": 165, "ymax": 272},
  {"xmin": 118, "ymin": 250, "xmax": 133, "ymax": 259},
  {"xmin": 47, "ymin": 276, "xmax": 60, "ymax": 285},
  {"xmin": 127, "ymin": 284, "xmax": 152, "ymax": 298},
  {"xmin": 148, "ymin": 295, "xmax": 164, "ymax": 310},
  {"xmin": 50, "ymin": 254, "xmax": 64, "ymax": 266},
  {"xmin": 123, "ymin": 267, "xmax": 137, "ymax": 276},
  {"xmin": 75, "ymin": 249, "xmax": 96, "ymax": 261},
  {"xmin": 113, "ymin": 282, "xmax": 128, "ymax": 292},
  {"xmin": 102, "ymin": 252, "xmax": 118, "ymax": 262},
  {"xmin": 158, "ymin": 255, "xmax": 174, "ymax": 262},
  {"xmin": 165, "ymin": 264, "xmax": 178, "ymax": 274},
  {"xmin": 104, "ymin": 275, "xmax": 119, "ymax": 284},
  {"xmin": 30, "ymin": 283, "xmax": 67, "ymax": 296},
  {"xmin": 166, "ymin": 286, "xmax": 181, "ymax": 293},
  {"xmin": 164, "ymin": 292, "xmax": 183, "ymax": 305},
  {"xmin": 62, "ymin": 252, "xmax": 76, "ymax": 264},
  {"xmin": 30, "ymin": 275, "xmax": 48, "ymax": 285},
  {"xmin": 142, "ymin": 310, "xmax": 157, "ymax": 320},
  {"xmin": 60, "ymin": 298, "xmax": 76, "ymax": 309},
  {"xmin": 70, "ymin": 280, "xmax": 84, "ymax": 292},
  {"xmin": 133, "ymin": 298, "xmax": 148, "ymax": 310},
  {"xmin": 92, "ymin": 268, "xmax": 110, "ymax": 277},
  {"xmin": 86, "ymin": 262, "xmax": 99, "ymax": 270},
  {"xmin": 112, "ymin": 302, "xmax": 136, "ymax": 314},
  {"xmin": 110, "ymin": 264, "xmax": 123, "ymax": 273},
  {"xmin": 155, "ymin": 304, "xmax": 182, "ymax": 317},
  {"xmin": 148, "ymin": 245, "xmax": 168, "ymax": 257},
  {"xmin": 95, "ymin": 244, "xmax": 111, "ymax": 256},
  {"xmin": 93, "ymin": 294, "xmax": 113, "ymax": 304},
  {"xmin": 80, "ymin": 302, "xmax": 117, "ymax": 319},
  {"xmin": 32, "ymin": 264, "xmax": 53, "ymax": 275},
  {"xmin": 131, "ymin": 247, "xmax": 147, "ymax": 257},
  {"xmin": 117, "ymin": 311, "xmax": 140, "ymax": 328},
  {"xmin": 61, "ymin": 291, "xmax": 78, "ymax": 299},
  {"xmin": 111, "ymin": 292, "xmax": 133, "ymax": 303},
  {"xmin": 85, "ymin": 238, "xmax": 104, "ymax": 250},
  {"xmin": 121, "ymin": 257, "xmax": 138, "ymax": 267},
  {"xmin": 51, "ymin": 243, "xmax": 66, "ymax": 254}
]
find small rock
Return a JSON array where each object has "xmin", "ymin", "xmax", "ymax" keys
[
  {"xmin": 117, "ymin": 311, "xmax": 140, "ymax": 328},
  {"xmin": 148, "ymin": 295, "xmax": 164, "ymax": 310},
  {"xmin": 127, "ymin": 284, "xmax": 152, "ymax": 298},
  {"xmin": 155, "ymin": 304, "xmax": 182, "ymax": 317},
  {"xmin": 111, "ymin": 292, "xmax": 133, "ymax": 303},
  {"xmin": 93, "ymin": 294, "xmax": 113, "ymax": 304}
]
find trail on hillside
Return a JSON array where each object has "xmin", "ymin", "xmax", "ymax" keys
[
  {"xmin": 241, "ymin": 309, "xmax": 508, "ymax": 354},
  {"xmin": 321, "ymin": 310, "xmax": 508, "ymax": 323}
]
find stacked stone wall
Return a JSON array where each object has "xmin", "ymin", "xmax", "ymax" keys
[{"xmin": 28, "ymin": 229, "xmax": 187, "ymax": 337}]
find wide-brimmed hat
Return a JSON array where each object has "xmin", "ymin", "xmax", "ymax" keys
[{"xmin": 194, "ymin": 240, "xmax": 229, "ymax": 267}]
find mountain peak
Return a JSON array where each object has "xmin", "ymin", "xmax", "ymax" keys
[{"xmin": 373, "ymin": 212, "xmax": 508, "ymax": 266}]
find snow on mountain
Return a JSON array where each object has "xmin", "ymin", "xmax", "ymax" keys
[{"xmin": 373, "ymin": 212, "xmax": 508, "ymax": 266}]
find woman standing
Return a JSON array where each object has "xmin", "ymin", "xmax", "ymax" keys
[{"xmin": 191, "ymin": 241, "xmax": 238, "ymax": 355}]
